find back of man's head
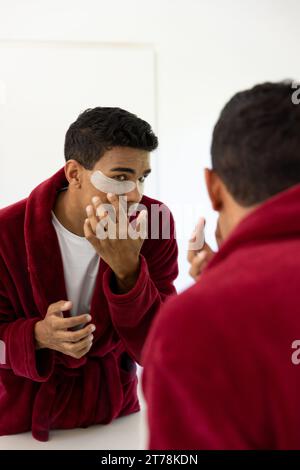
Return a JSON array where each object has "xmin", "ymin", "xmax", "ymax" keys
[{"xmin": 211, "ymin": 81, "xmax": 300, "ymax": 207}]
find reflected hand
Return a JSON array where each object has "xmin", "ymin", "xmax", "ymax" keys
[
  {"xmin": 187, "ymin": 217, "xmax": 217, "ymax": 282},
  {"xmin": 34, "ymin": 300, "xmax": 96, "ymax": 359},
  {"xmin": 84, "ymin": 193, "xmax": 147, "ymax": 292}
]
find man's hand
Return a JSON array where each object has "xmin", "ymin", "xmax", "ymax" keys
[
  {"xmin": 34, "ymin": 300, "xmax": 96, "ymax": 359},
  {"xmin": 84, "ymin": 193, "xmax": 147, "ymax": 293},
  {"xmin": 188, "ymin": 218, "xmax": 218, "ymax": 282}
]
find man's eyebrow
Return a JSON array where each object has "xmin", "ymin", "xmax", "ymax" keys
[
  {"xmin": 110, "ymin": 167, "xmax": 152, "ymax": 175},
  {"xmin": 110, "ymin": 167, "xmax": 136, "ymax": 174}
]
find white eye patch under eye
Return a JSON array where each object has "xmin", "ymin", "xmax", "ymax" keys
[{"xmin": 90, "ymin": 170, "xmax": 136, "ymax": 195}]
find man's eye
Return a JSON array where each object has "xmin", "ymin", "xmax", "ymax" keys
[
  {"xmin": 114, "ymin": 175, "xmax": 127, "ymax": 182},
  {"xmin": 114, "ymin": 174, "xmax": 147, "ymax": 183}
]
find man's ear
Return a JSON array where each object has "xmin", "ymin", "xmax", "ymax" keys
[
  {"xmin": 204, "ymin": 168, "xmax": 223, "ymax": 211},
  {"xmin": 64, "ymin": 160, "xmax": 83, "ymax": 188}
]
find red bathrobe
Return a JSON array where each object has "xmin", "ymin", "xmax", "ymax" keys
[
  {"xmin": 0, "ymin": 168, "xmax": 178, "ymax": 441},
  {"xmin": 143, "ymin": 183, "xmax": 300, "ymax": 450}
]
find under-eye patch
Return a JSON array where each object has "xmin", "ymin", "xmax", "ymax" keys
[{"xmin": 90, "ymin": 170, "xmax": 136, "ymax": 195}]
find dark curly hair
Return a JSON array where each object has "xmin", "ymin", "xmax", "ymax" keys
[
  {"xmin": 211, "ymin": 80, "xmax": 300, "ymax": 206},
  {"xmin": 64, "ymin": 107, "xmax": 158, "ymax": 169}
]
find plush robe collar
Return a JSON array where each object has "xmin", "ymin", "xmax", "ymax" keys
[{"xmin": 208, "ymin": 183, "xmax": 300, "ymax": 270}]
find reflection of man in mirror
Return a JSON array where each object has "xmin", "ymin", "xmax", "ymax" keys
[{"xmin": 0, "ymin": 107, "xmax": 178, "ymax": 441}]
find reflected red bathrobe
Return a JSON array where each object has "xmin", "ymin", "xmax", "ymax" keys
[
  {"xmin": 0, "ymin": 168, "xmax": 178, "ymax": 441},
  {"xmin": 143, "ymin": 184, "xmax": 300, "ymax": 450}
]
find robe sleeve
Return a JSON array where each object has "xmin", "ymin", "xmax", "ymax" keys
[
  {"xmin": 0, "ymin": 267, "xmax": 54, "ymax": 382},
  {"xmin": 102, "ymin": 210, "xmax": 178, "ymax": 365}
]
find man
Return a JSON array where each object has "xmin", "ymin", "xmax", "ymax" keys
[
  {"xmin": 0, "ymin": 107, "xmax": 178, "ymax": 441},
  {"xmin": 143, "ymin": 81, "xmax": 300, "ymax": 449}
]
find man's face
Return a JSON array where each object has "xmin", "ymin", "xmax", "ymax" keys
[{"xmin": 80, "ymin": 146, "xmax": 151, "ymax": 213}]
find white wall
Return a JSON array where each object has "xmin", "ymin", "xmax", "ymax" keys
[
  {"xmin": 0, "ymin": 42, "xmax": 157, "ymax": 204},
  {"xmin": 1, "ymin": 0, "xmax": 300, "ymax": 290}
]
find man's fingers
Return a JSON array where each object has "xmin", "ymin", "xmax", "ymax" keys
[
  {"xmin": 188, "ymin": 217, "xmax": 206, "ymax": 256},
  {"xmin": 91, "ymin": 195, "xmax": 104, "ymax": 206},
  {"xmin": 189, "ymin": 251, "xmax": 208, "ymax": 281},
  {"xmin": 187, "ymin": 248, "xmax": 195, "ymax": 263},
  {"xmin": 203, "ymin": 242, "xmax": 215, "ymax": 258},
  {"xmin": 61, "ymin": 334, "xmax": 94, "ymax": 355},
  {"xmin": 53, "ymin": 313, "xmax": 92, "ymax": 330},
  {"xmin": 84, "ymin": 217, "xmax": 95, "ymax": 239},
  {"xmin": 72, "ymin": 343, "xmax": 93, "ymax": 359},
  {"xmin": 91, "ymin": 196, "xmax": 108, "ymax": 219},
  {"xmin": 84, "ymin": 217, "xmax": 101, "ymax": 246},
  {"xmin": 56, "ymin": 322, "xmax": 96, "ymax": 342},
  {"xmin": 189, "ymin": 217, "xmax": 205, "ymax": 242},
  {"xmin": 107, "ymin": 192, "xmax": 128, "ymax": 225},
  {"xmin": 106, "ymin": 192, "xmax": 118, "ymax": 206},
  {"xmin": 47, "ymin": 300, "xmax": 72, "ymax": 316},
  {"xmin": 133, "ymin": 209, "xmax": 148, "ymax": 240},
  {"xmin": 106, "ymin": 192, "xmax": 119, "ymax": 222},
  {"xmin": 86, "ymin": 204, "xmax": 98, "ymax": 233},
  {"xmin": 188, "ymin": 240, "xmax": 212, "ymax": 263},
  {"xmin": 194, "ymin": 251, "xmax": 207, "ymax": 270}
]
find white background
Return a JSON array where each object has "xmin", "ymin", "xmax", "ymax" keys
[
  {"xmin": 1, "ymin": 0, "xmax": 300, "ymax": 292},
  {"xmin": 0, "ymin": 42, "xmax": 157, "ymax": 201}
]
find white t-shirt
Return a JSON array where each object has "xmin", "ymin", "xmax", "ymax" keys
[{"xmin": 51, "ymin": 211, "xmax": 100, "ymax": 316}]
